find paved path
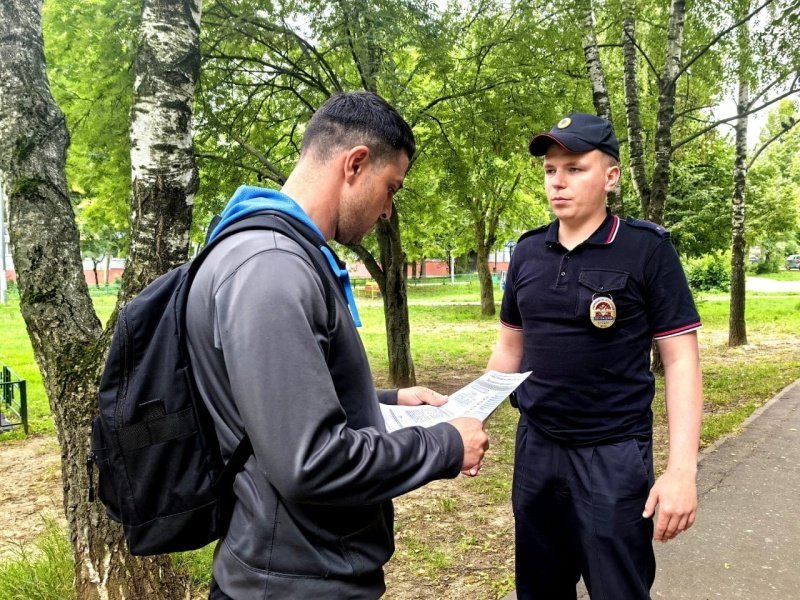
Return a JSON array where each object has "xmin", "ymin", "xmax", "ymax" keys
[{"xmin": 504, "ymin": 379, "xmax": 800, "ymax": 600}]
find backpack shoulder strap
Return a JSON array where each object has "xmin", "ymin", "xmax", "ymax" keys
[
  {"xmin": 185, "ymin": 211, "xmax": 339, "ymax": 486},
  {"xmin": 194, "ymin": 212, "xmax": 338, "ymax": 331}
]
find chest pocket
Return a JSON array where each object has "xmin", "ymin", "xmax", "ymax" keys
[{"xmin": 575, "ymin": 269, "xmax": 630, "ymax": 322}]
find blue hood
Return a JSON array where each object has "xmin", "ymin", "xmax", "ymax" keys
[
  {"xmin": 208, "ymin": 186, "xmax": 362, "ymax": 326},
  {"xmin": 207, "ymin": 186, "xmax": 324, "ymax": 243}
]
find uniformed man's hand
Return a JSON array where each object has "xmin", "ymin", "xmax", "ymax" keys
[
  {"xmin": 643, "ymin": 468, "xmax": 698, "ymax": 542},
  {"xmin": 396, "ymin": 386, "xmax": 448, "ymax": 406},
  {"xmin": 447, "ymin": 417, "xmax": 489, "ymax": 477}
]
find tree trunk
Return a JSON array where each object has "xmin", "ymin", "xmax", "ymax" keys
[
  {"xmin": 474, "ymin": 216, "xmax": 496, "ymax": 316},
  {"xmin": 0, "ymin": 0, "xmax": 199, "ymax": 597},
  {"xmin": 468, "ymin": 173, "xmax": 517, "ymax": 318},
  {"xmin": 621, "ymin": 10, "xmax": 652, "ymax": 215},
  {"xmin": 105, "ymin": 254, "xmax": 112, "ymax": 287},
  {"xmin": 375, "ymin": 212, "xmax": 416, "ymax": 386},
  {"xmin": 105, "ymin": 1, "xmax": 203, "ymax": 594},
  {"xmin": 729, "ymin": 3, "xmax": 751, "ymax": 347},
  {"xmin": 121, "ymin": 0, "xmax": 201, "ymax": 304},
  {"xmin": 648, "ymin": 0, "xmax": 686, "ymax": 225},
  {"xmin": 92, "ymin": 260, "xmax": 100, "ymax": 288},
  {"xmin": 348, "ymin": 204, "xmax": 415, "ymax": 387},
  {"xmin": 348, "ymin": 218, "xmax": 416, "ymax": 385},
  {"xmin": 728, "ymin": 109, "xmax": 748, "ymax": 346},
  {"xmin": 582, "ymin": 0, "xmax": 623, "ymax": 214}
]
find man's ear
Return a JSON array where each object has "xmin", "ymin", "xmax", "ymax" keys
[
  {"xmin": 343, "ymin": 145, "xmax": 370, "ymax": 183},
  {"xmin": 605, "ymin": 164, "xmax": 621, "ymax": 191}
]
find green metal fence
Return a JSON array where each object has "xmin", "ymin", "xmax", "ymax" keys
[{"xmin": 1, "ymin": 363, "xmax": 28, "ymax": 435}]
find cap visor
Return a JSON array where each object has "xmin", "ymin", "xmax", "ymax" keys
[{"xmin": 528, "ymin": 133, "xmax": 596, "ymax": 156}]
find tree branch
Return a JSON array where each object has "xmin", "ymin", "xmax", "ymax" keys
[
  {"xmin": 231, "ymin": 137, "xmax": 288, "ymax": 183},
  {"xmin": 673, "ymin": 84, "xmax": 800, "ymax": 152},
  {"xmin": 410, "ymin": 79, "xmax": 518, "ymax": 127},
  {"xmin": 747, "ymin": 117, "xmax": 799, "ymax": 170},
  {"xmin": 195, "ymin": 151, "xmax": 284, "ymax": 184},
  {"xmin": 678, "ymin": 0, "xmax": 775, "ymax": 79},
  {"xmin": 672, "ymin": 103, "xmax": 717, "ymax": 120},
  {"xmin": 746, "ymin": 70, "xmax": 798, "ymax": 109},
  {"xmin": 346, "ymin": 243, "xmax": 383, "ymax": 282}
]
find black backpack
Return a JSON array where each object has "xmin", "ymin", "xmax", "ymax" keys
[{"xmin": 88, "ymin": 212, "xmax": 338, "ymax": 555}]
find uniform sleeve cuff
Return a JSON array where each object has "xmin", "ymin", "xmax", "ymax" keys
[
  {"xmin": 653, "ymin": 322, "xmax": 702, "ymax": 340},
  {"xmin": 376, "ymin": 389, "xmax": 398, "ymax": 405}
]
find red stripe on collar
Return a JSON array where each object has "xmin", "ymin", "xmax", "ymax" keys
[{"xmin": 604, "ymin": 215, "xmax": 620, "ymax": 244}]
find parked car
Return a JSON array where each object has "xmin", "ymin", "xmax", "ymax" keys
[{"xmin": 786, "ymin": 254, "xmax": 800, "ymax": 270}]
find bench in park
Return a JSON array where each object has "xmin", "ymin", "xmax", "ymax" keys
[
  {"xmin": 0, "ymin": 363, "xmax": 28, "ymax": 435},
  {"xmin": 356, "ymin": 281, "xmax": 381, "ymax": 299}
]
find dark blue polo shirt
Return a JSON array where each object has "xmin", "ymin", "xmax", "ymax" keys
[{"xmin": 500, "ymin": 212, "xmax": 701, "ymax": 446}]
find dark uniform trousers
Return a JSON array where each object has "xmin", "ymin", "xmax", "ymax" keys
[{"xmin": 513, "ymin": 416, "xmax": 656, "ymax": 599}]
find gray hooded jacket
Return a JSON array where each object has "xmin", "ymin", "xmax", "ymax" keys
[{"xmin": 186, "ymin": 219, "xmax": 463, "ymax": 598}]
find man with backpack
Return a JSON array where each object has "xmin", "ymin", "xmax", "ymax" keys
[{"xmin": 185, "ymin": 92, "xmax": 489, "ymax": 599}]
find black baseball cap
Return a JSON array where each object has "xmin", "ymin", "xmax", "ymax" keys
[{"xmin": 528, "ymin": 112, "xmax": 619, "ymax": 160}]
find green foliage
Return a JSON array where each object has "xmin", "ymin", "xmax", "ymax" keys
[
  {"xmin": 747, "ymin": 99, "xmax": 800, "ymax": 249},
  {"xmin": 43, "ymin": 0, "xmax": 139, "ymax": 258},
  {"xmin": 197, "ymin": 0, "xmax": 570, "ymax": 260},
  {"xmin": 0, "ymin": 299, "xmax": 52, "ymax": 435},
  {"xmin": 684, "ymin": 253, "xmax": 731, "ymax": 292},
  {"xmin": 754, "ymin": 253, "xmax": 784, "ymax": 274},
  {"xmin": 666, "ymin": 134, "xmax": 734, "ymax": 256},
  {"xmin": 0, "ymin": 518, "xmax": 74, "ymax": 600},
  {"xmin": 0, "ymin": 293, "xmax": 117, "ymax": 437}
]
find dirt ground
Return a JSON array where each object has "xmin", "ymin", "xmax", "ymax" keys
[{"xmin": 0, "ymin": 435, "xmax": 65, "ymax": 560}]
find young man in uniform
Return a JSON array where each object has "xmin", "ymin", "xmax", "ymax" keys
[
  {"xmin": 488, "ymin": 112, "xmax": 703, "ymax": 599},
  {"xmin": 186, "ymin": 92, "xmax": 489, "ymax": 599}
]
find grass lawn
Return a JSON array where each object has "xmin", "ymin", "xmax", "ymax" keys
[
  {"xmin": 758, "ymin": 269, "xmax": 800, "ymax": 281},
  {"xmin": 1, "ymin": 277, "xmax": 799, "ymax": 598},
  {"xmin": 0, "ymin": 289, "xmax": 117, "ymax": 438}
]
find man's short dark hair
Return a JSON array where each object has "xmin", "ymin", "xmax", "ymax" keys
[{"xmin": 301, "ymin": 92, "xmax": 416, "ymax": 164}]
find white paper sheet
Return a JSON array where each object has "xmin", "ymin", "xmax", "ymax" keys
[{"xmin": 380, "ymin": 370, "xmax": 531, "ymax": 433}]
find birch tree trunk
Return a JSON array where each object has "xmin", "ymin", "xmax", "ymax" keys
[
  {"xmin": 621, "ymin": 10, "xmax": 652, "ymax": 216},
  {"xmin": 121, "ymin": 0, "xmax": 201, "ymax": 304},
  {"xmin": 0, "ymin": 0, "xmax": 199, "ymax": 597},
  {"xmin": 729, "ymin": 3, "xmax": 752, "ymax": 347},
  {"xmin": 729, "ymin": 90, "xmax": 749, "ymax": 346},
  {"xmin": 582, "ymin": 0, "xmax": 623, "ymax": 214},
  {"xmin": 620, "ymin": 0, "xmax": 686, "ymax": 371},
  {"xmin": 648, "ymin": 0, "xmax": 686, "ymax": 225}
]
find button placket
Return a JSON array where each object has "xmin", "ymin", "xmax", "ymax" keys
[{"xmin": 556, "ymin": 253, "xmax": 571, "ymax": 285}]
